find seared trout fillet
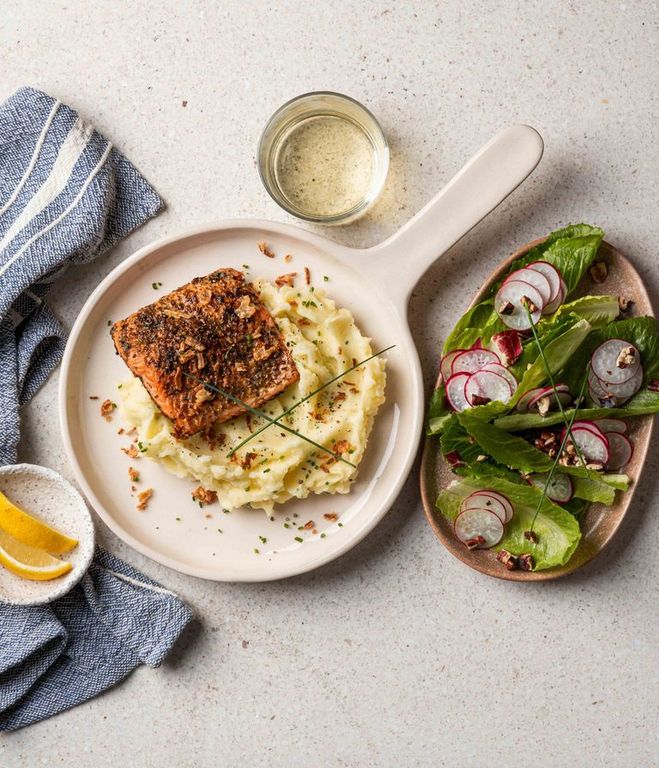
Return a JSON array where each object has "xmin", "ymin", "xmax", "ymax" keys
[{"xmin": 111, "ymin": 268, "xmax": 299, "ymax": 438}]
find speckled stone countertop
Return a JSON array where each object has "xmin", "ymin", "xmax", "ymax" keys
[{"xmin": 1, "ymin": 2, "xmax": 657, "ymax": 766}]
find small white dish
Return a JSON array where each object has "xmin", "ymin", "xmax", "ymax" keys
[{"xmin": 0, "ymin": 464, "xmax": 95, "ymax": 606}]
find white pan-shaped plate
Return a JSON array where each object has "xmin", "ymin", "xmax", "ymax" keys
[{"xmin": 59, "ymin": 125, "xmax": 543, "ymax": 581}]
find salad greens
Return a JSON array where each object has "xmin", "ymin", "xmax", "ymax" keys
[{"xmin": 430, "ymin": 223, "xmax": 659, "ymax": 571}]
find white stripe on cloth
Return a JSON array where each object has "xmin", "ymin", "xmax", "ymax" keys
[
  {"xmin": 0, "ymin": 116, "xmax": 94, "ymax": 254},
  {"xmin": 0, "ymin": 100, "xmax": 61, "ymax": 217},
  {"xmin": 0, "ymin": 141, "xmax": 113, "ymax": 281}
]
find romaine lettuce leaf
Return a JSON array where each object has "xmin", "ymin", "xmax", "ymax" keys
[
  {"xmin": 494, "ymin": 400, "xmax": 659, "ymax": 431},
  {"xmin": 512, "ymin": 318, "xmax": 592, "ymax": 402},
  {"xmin": 512, "ymin": 225, "xmax": 604, "ymax": 295},
  {"xmin": 456, "ymin": 414, "xmax": 552, "ymax": 473},
  {"xmin": 436, "ymin": 476, "xmax": 581, "ymax": 570},
  {"xmin": 546, "ymin": 295, "xmax": 620, "ymax": 329}
]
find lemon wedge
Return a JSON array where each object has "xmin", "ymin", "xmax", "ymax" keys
[
  {"xmin": 0, "ymin": 490, "xmax": 78, "ymax": 554},
  {"xmin": 0, "ymin": 527, "xmax": 73, "ymax": 581}
]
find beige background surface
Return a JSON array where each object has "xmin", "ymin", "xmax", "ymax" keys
[{"xmin": 1, "ymin": 1, "xmax": 657, "ymax": 766}]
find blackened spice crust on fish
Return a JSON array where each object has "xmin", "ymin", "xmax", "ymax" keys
[{"xmin": 111, "ymin": 268, "xmax": 299, "ymax": 438}]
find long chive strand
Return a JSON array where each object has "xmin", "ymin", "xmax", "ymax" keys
[
  {"xmin": 184, "ymin": 373, "xmax": 356, "ymax": 468},
  {"xmin": 226, "ymin": 345, "xmax": 395, "ymax": 457}
]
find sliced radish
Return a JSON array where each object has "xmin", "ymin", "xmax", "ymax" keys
[
  {"xmin": 591, "ymin": 339, "xmax": 640, "ymax": 385},
  {"xmin": 527, "ymin": 384, "xmax": 571, "ymax": 413},
  {"xmin": 454, "ymin": 508, "xmax": 504, "ymax": 549},
  {"xmin": 462, "ymin": 494, "xmax": 507, "ymax": 524},
  {"xmin": 440, "ymin": 350, "xmax": 463, "ymax": 382},
  {"xmin": 516, "ymin": 386, "xmax": 545, "ymax": 412},
  {"xmin": 480, "ymin": 362, "xmax": 518, "ymax": 392},
  {"xmin": 470, "ymin": 338, "xmax": 484, "ymax": 349},
  {"xmin": 446, "ymin": 372, "xmax": 471, "ymax": 412},
  {"xmin": 529, "ymin": 473, "xmax": 574, "ymax": 503},
  {"xmin": 465, "ymin": 370, "xmax": 513, "ymax": 406},
  {"xmin": 466, "ymin": 490, "xmax": 513, "ymax": 524},
  {"xmin": 595, "ymin": 418, "xmax": 627, "ymax": 434},
  {"xmin": 564, "ymin": 426, "xmax": 610, "ymax": 464},
  {"xmin": 451, "ymin": 348, "xmax": 501, "ymax": 374},
  {"xmin": 495, "ymin": 280, "xmax": 543, "ymax": 330},
  {"xmin": 504, "ymin": 268, "xmax": 552, "ymax": 304},
  {"xmin": 589, "ymin": 366, "xmax": 643, "ymax": 404},
  {"xmin": 605, "ymin": 432, "xmax": 633, "ymax": 470},
  {"xmin": 572, "ymin": 419, "xmax": 608, "ymax": 437},
  {"xmin": 527, "ymin": 261, "xmax": 562, "ymax": 302},
  {"xmin": 541, "ymin": 277, "xmax": 566, "ymax": 315}
]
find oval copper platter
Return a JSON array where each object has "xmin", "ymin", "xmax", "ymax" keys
[{"xmin": 420, "ymin": 239, "xmax": 655, "ymax": 581}]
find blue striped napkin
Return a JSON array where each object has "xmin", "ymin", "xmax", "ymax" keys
[
  {"xmin": 0, "ymin": 86, "xmax": 164, "ymax": 464},
  {"xmin": 0, "ymin": 87, "xmax": 193, "ymax": 731}
]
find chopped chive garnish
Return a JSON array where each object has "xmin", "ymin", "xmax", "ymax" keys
[{"xmin": 294, "ymin": 536, "xmax": 303, "ymax": 543}]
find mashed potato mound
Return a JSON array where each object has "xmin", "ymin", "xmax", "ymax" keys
[{"xmin": 117, "ymin": 278, "xmax": 386, "ymax": 512}]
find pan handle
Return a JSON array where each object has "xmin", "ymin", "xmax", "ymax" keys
[{"xmin": 357, "ymin": 124, "xmax": 544, "ymax": 310}]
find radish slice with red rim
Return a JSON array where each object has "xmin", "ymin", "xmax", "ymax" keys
[
  {"xmin": 504, "ymin": 267, "xmax": 552, "ymax": 304},
  {"xmin": 451, "ymin": 348, "xmax": 501, "ymax": 374},
  {"xmin": 445, "ymin": 372, "xmax": 471, "ymax": 412},
  {"xmin": 454, "ymin": 508, "xmax": 504, "ymax": 549},
  {"xmin": 605, "ymin": 432, "xmax": 633, "ymax": 470},
  {"xmin": 480, "ymin": 362, "xmax": 518, "ymax": 392},
  {"xmin": 495, "ymin": 280, "xmax": 543, "ymax": 330},
  {"xmin": 465, "ymin": 490, "xmax": 514, "ymax": 524},
  {"xmin": 563, "ymin": 426, "xmax": 610, "ymax": 464},
  {"xmin": 588, "ymin": 367, "xmax": 643, "ymax": 405},
  {"xmin": 529, "ymin": 473, "xmax": 574, "ymax": 503},
  {"xmin": 527, "ymin": 261, "xmax": 562, "ymax": 301},
  {"xmin": 464, "ymin": 370, "xmax": 513, "ymax": 406},
  {"xmin": 440, "ymin": 350, "xmax": 463, "ymax": 382},
  {"xmin": 541, "ymin": 277, "xmax": 566, "ymax": 315},
  {"xmin": 591, "ymin": 339, "xmax": 640, "ymax": 384},
  {"xmin": 571, "ymin": 420, "xmax": 607, "ymax": 438},
  {"xmin": 516, "ymin": 386, "xmax": 545, "ymax": 411},
  {"xmin": 595, "ymin": 418, "xmax": 627, "ymax": 434},
  {"xmin": 527, "ymin": 384, "xmax": 572, "ymax": 412},
  {"xmin": 461, "ymin": 494, "xmax": 507, "ymax": 524}
]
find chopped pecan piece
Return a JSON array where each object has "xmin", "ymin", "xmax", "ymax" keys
[
  {"xmin": 136, "ymin": 488, "xmax": 153, "ymax": 511},
  {"xmin": 618, "ymin": 296, "xmax": 633, "ymax": 313},
  {"xmin": 275, "ymin": 272, "xmax": 297, "ymax": 288},
  {"xmin": 192, "ymin": 486, "xmax": 218, "ymax": 506},
  {"xmin": 498, "ymin": 300, "xmax": 515, "ymax": 316},
  {"xmin": 537, "ymin": 396, "xmax": 551, "ymax": 416},
  {"xmin": 589, "ymin": 261, "xmax": 608, "ymax": 283},
  {"xmin": 523, "ymin": 530, "xmax": 538, "ymax": 543},
  {"xmin": 496, "ymin": 550, "xmax": 519, "ymax": 570},
  {"xmin": 518, "ymin": 553, "xmax": 534, "ymax": 571},
  {"xmin": 258, "ymin": 241, "xmax": 275, "ymax": 258},
  {"xmin": 235, "ymin": 295, "xmax": 256, "ymax": 319},
  {"xmin": 465, "ymin": 535, "xmax": 486, "ymax": 550},
  {"xmin": 304, "ymin": 266, "xmax": 311, "ymax": 285},
  {"xmin": 520, "ymin": 295, "xmax": 538, "ymax": 313},
  {"xmin": 284, "ymin": 253, "xmax": 293, "ymax": 263},
  {"xmin": 100, "ymin": 399, "xmax": 116, "ymax": 421},
  {"xmin": 303, "ymin": 520, "xmax": 314, "ymax": 530},
  {"xmin": 240, "ymin": 451, "xmax": 257, "ymax": 470},
  {"xmin": 585, "ymin": 462, "xmax": 604, "ymax": 471},
  {"xmin": 323, "ymin": 512, "xmax": 338, "ymax": 521},
  {"xmin": 128, "ymin": 466, "xmax": 140, "ymax": 483},
  {"xmin": 195, "ymin": 386, "xmax": 215, "ymax": 406},
  {"xmin": 616, "ymin": 345, "xmax": 636, "ymax": 369}
]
